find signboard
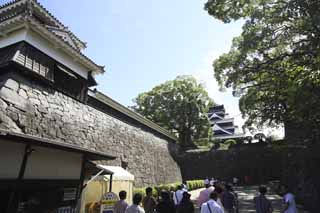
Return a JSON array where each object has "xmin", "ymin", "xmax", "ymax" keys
[{"xmin": 100, "ymin": 192, "xmax": 119, "ymax": 213}]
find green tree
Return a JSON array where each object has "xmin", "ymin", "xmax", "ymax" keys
[
  {"xmin": 132, "ymin": 76, "xmax": 214, "ymax": 147},
  {"xmin": 205, "ymin": 0, "xmax": 320, "ymax": 140}
]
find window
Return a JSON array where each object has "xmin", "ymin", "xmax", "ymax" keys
[
  {"xmin": 54, "ymin": 64, "xmax": 87, "ymax": 102},
  {"xmin": 14, "ymin": 43, "xmax": 54, "ymax": 81}
]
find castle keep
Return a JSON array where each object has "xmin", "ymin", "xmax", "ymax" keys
[{"xmin": 0, "ymin": 1, "xmax": 182, "ymax": 212}]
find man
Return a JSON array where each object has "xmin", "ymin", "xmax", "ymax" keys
[
  {"xmin": 182, "ymin": 180, "xmax": 189, "ymax": 192},
  {"xmin": 253, "ymin": 186, "xmax": 273, "ymax": 213},
  {"xmin": 174, "ymin": 184, "xmax": 185, "ymax": 206},
  {"xmin": 125, "ymin": 193, "xmax": 145, "ymax": 213},
  {"xmin": 114, "ymin": 190, "xmax": 129, "ymax": 213},
  {"xmin": 232, "ymin": 177, "xmax": 238, "ymax": 186},
  {"xmin": 197, "ymin": 182, "xmax": 215, "ymax": 207},
  {"xmin": 282, "ymin": 185, "xmax": 297, "ymax": 213},
  {"xmin": 222, "ymin": 184, "xmax": 236, "ymax": 213},
  {"xmin": 142, "ymin": 187, "xmax": 156, "ymax": 213},
  {"xmin": 201, "ymin": 192, "xmax": 224, "ymax": 213}
]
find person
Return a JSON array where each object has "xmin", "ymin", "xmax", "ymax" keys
[
  {"xmin": 182, "ymin": 180, "xmax": 189, "ymax": 191},
  {"xmin": 214, "ymin": 185, "xmax": 224, "ymax": 212},
  {"xmin": 197, "ymin": 181, "xmax": 215, "ymax": 207},
  {"xmin": 125, "ymin": 193, "xmax": 145, "ymax": 213},
  {"xmin": 232, "ymin": 177, "xmax": 238, "ymax": 186},
  {"xmin": 253, "ymin": 186, "xmax": 273, "ymax": 213},
  {"xmin": 142, "ymin": 187, "xmax": 156, "ymax": 213},
  {"xmin": 173, "ymin": 184, "xmax": 184, "ymax": 206},
  {"xmin": 210, "ymin": 178, "xmax": 215, "ymax": 186},
  {"xmin": 177, "ymin": 191, "xmax": 195, "ymax": 213},
  {"xmin": 201, "ymin": 192, "xmax": 224, "ymax": 213},
  {"xmin": 282, "ymin": 185, "xmax": 297, "ymax": 213},
  {"xmin": 204, "ymin": 177, "xmax": 210, "ymax": 185},
  {"xmin": 114, "ymin": 190, "xmax": 129, "ymax": 213},
  {"xmin": 156, "ymin": 190, "xmax": 175, "ymax": 213},
  {"xmin": 222, "ymin": 184, "xmax": 236, "ymax": 213}
]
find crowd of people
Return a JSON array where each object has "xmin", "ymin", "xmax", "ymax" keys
[{"xmin": 113, "ymin": 178, "xmax": 298, "ymax": 213}]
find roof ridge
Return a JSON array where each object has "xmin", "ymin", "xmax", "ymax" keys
[
  {"xmin": 0, "ymin": 0, "xmax": 86, "ymax": 47},
  {"xmin": 0, "ymin": 0, "xmax": 22, "ymax": 10},
  {"xmin": 26, "ymin": 16, "xmax": 104, "ymax": 73},
  {"xmin": 31, "ymin": 0, "xmax": 86, "ymax": 47}
]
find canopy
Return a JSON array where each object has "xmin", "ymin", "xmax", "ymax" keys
[{"xmin": 97, "ymin": 165, "xmax": 134, "ymax": 181}]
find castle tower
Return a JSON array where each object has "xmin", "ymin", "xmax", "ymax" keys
[{"xmin": 208, "ymin": 105, "xmax": 244, "ymax": 140}]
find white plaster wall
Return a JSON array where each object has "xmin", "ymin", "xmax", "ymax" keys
[
  {"xmin": 0, "ymin": 139, "xmax": 25, "ymax": 179},
  {"xmin": 0, "ymin": 28, "xmax": 89, "ymax": 79},
  {"xmin": 0, "ymin": 28, "xmax": 27, "ymax": 48},
  {"xmin": 25, "ymin": 30, "xmax": 89, "ymax": 79},
  {"xmin": 24, "ymin": 145, "xmax": 83, "ymax": 180}
]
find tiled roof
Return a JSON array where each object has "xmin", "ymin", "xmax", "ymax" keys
[
  {"xmin": 0, "ymin": 0, "xmax": 105, "ymax": 74},
  {"xmin": 0, "ymin": 0, "xmax": 86, "ymax": 48},
  {"xmin": 30, "ymin": 0, "xmax": 86, "ymax": 49}
]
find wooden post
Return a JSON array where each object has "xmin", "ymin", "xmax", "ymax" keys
[
  {"xmin": 6, "ymin": 144, "xmax": 33, "ymax": 213},
  {"xmin": 109, "ymin": 174, "xmax": 113, "ymax": 192}
]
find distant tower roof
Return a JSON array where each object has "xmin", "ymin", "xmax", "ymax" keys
[{"xmin": 208, "ymin": 104, "xmax": 244, "ymax": 139}]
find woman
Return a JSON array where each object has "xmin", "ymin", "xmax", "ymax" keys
[{"xmin": 156, "ymin": 190, "xmax": 175, "ymax": 213}]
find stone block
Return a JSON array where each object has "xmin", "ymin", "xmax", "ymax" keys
[
  {"xmin": 5, "ymin": 79, "xmax": 19, "ymax": 91},
  {"xmin": 18, "ymin": 89, "xmax": 28, "ymax": 99},
  {"xmin": 0, "ymin": 99, "xmax": 8, "ymax": 110},
  {"xmin": 0, "ymin": 87, "xmax": 27, "ymax": 111},
  {"xmin": 28, "ymin": 97, "xmax": 41, "ymax": 106},
  {"xmin": 0, "ymin": 113, "xmax": 22, "ymax": 133}
]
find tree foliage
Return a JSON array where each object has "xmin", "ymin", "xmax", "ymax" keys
[
  {"xmin": 205, "ymin": 0, "xmax": 320, "ymax": 139},
  {"xmin": 132, "ymin": 76, "xmax": 214, "ymax": 147}
]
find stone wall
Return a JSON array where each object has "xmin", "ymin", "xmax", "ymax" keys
[
  {"xmin": 0, "ymin": 73, "xmax": 182, "ymax": 187},
  {"xmin": 177, "ymin": 143, "xmax": 282, "ymax": 184}
]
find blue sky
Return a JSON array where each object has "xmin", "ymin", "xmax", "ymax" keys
[{"xmin": 39, "ymin": 0, "xmax": 283, "ymax": 136}]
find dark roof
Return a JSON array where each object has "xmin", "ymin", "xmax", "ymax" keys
[
  {"xmin": 0, "ymin": 129, "xmax": 116, "ymax": 161},
  {"xmin": 209, "ymin": 105, "xmax": 225, "ymax": 113},
  {"xmin": 0, "ymin": 0, "xmax": 85, "ymax": 48}
]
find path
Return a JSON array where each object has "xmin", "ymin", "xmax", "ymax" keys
[
  {"xmin": 235, "ymin": 186, "xmax": 282, "ymax": 213},
  {"xmin": 189, "ymin": 186, "xmax": 308, "ymax": 213},
  {"xmin": 235, "ymin": 186, "xmax": 308, "ymax": 213}
]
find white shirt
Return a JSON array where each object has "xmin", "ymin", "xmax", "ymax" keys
[
  {"xmin": 204, "ymin": 179, "xmax": 210, "ymax": 185},
  {"xmin": 217, "ymin": 198, "xmax": 224, "ymax": 213},
  {"xmin": 201, "ymin": 199, "xmax": 224, "ymax": 213},
  {"xmin": 125, "ymin": 204, "xmax": 145, "ymax": 213},
  {"xmin": 173, "ymin": 189, "xmax": 184, "ymax": 205},
  {"xmin": 233, "ymin": 177, "xmax": 238, "ymax": 184},
  {"xmin": 283, "ymin": 193, "xmax": 297, "ymax": 213}
]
